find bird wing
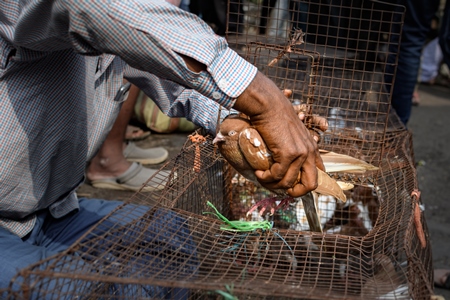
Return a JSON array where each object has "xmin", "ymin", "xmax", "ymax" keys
[
  {"xmin": 315, "ymin": 169, "xmax": 347, "ymax": 202},
  {"xmin": 238, "ymin": 127, "xmax": 272, "ymax": 171},
  {"xmin": 319, "ymin": 150, "xmax": 379, "ymax": 173}
]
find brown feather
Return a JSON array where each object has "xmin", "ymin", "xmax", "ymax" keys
[
  {"xmin": 316, "ymin": 169, "xmax": 347, "ymax": 202},
  {"xmin": 238, "ymin": 127, "xmax": 272, "ymax": 171},
  {"xmin": 319, "ymin": 150, "xmax": 379, "ymax": 173}
]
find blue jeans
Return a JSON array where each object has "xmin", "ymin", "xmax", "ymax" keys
[
  {"xmin": 386, "ymin": 0, "xmax": 441, "ymax": 125},
  {"xmin": 0, "ymin": 198, "xmax": 196, "ymax": 299},
  {"xmin": 440, "ymin": 0, "xmax": 450, "ymax": 69}
]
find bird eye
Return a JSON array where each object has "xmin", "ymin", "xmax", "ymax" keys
[{"xmin": 228, "ymin": 130, "xmax": 237, "ymax": 136}]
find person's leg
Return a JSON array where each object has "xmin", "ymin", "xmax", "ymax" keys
[
  {"xmin": 3, "ymin": 198, "xmax": 195, "ymax": 298},
  {"xmin": 0, "ymin": 199, "xmax": 123, "ymax": 292},
  {"xmin": 420, "ymin": 37, "xmax": 443, "ymax": 83},
  {"xmin": 0, "ymin": 216, "xmax": 59, "ymax": 291},
  {"xmin": 259, "ymin": 0, "xmax": 277, "ymax": 35},
  {"xmin": 439, "ymin": 0, "xmax": 450, "ymax": 67},
  {"xmin": 87, "ymin": 84, "xmax": 169, "ymax": 191},
  {"xmin": 386, "ymin": 0, "xmax": 440, "ymax": 125}
]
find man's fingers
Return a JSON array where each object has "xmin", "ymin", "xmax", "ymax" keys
[
  {"xmin": 287, "ymin": 161, "xmax": 318, "ymax": 197},
  {"xmin": 238, "ymin": 112, "xmax": 249, "ymax": 119},
  {"xmin": 309, "ymin": 129, "xmax": 321, "ymax": 143},
  {"xmin": 282, "ymin": 89, "xmax": 293, "ymax": 98},
  {"xmin": 255, "ymin": 157, "xmax": 305, "ymax": 190},
  {"xmin": 298, "ymin": 113, "xmax": 328, "ymax": 132},
  {"xmin": 293, "ymin": 104, "xmax": 328, "ymax": 133},
  {"xmin": 315, "ymin": 150, "xmax": 325, "ymax": 172},
  {"xmin": 293, "ymin": 104, "xmax": 308, "ymax": 115},
  {"xmin": 311, "ymin": 115, "xmax": 328, "ymax": 132}
]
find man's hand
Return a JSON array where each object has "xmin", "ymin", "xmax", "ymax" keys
[
  {"xmin": 233, "ymin": 71, "xmax": 324, "ymax": 197},
  {"xmin": 292, "ymin": 102, "xmax": 328, "ymax": 143}
]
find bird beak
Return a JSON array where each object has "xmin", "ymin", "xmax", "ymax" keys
[{"xmin": 213, "ymin": 132, "xmax": 225, "ymax": 144}]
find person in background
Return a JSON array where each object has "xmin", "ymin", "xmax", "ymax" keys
[
  {"xmin": 86, "ymin": 0, "xmax": 189, "ymax": 192},
  {"xmin": 386, "ymin": 0, "xmax": 450, "ymax": 125},
  {"xmin": 86, "ymin": 83, "xmax": 170, "ymax": 192}
]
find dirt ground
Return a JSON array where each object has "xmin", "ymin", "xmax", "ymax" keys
[{"xmin": 77, "ymin": 83, "xmax": 450, "ymax": 298}]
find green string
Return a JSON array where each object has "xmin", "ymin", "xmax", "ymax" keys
[
  {"xmin": 215, "ymin": 284, "xmax": 238, "ymax": 300},
  {"xmin": 204, "ymin": 201, "xmax": 272, "ymax": 232}
]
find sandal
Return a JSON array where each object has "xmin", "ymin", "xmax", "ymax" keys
[
  {"xmin": 125, "ymin": 125, "xmax": 151, "ymax": 141},
  {"xmin": 90, "ymin": 162, "xmax": 171, "ymax": 192},
  {"xmin": 124, "ymin": 142, "xmax": 169, "ymax": 165},
  {"xmin": 434, "ymin": 269, "xmax": 450, "ymax": 289}
]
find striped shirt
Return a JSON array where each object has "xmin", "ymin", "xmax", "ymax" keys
[{"xmin": 0, "ymin": 0, "xmax": 257, "ymax": 237}]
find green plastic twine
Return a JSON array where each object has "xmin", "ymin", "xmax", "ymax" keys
[
  {"xmin": 215, "ymin": 284, "xmax": 238, "ymax": 300},
  {"xmin": 204, "ymin": 201, "xmax": 272, "ymax": 232}
]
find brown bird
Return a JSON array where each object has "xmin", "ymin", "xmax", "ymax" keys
[
  {"xmin": 335, "ymin": 204, "xmax": 369, "ymax": 237},
  {"xmin": 213, "ymin": 115, "xmax": 348, "ymax": 233}
]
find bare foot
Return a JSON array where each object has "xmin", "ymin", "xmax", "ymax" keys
[{"xmin": 87, "ymin": 152, "xmax": 132, "ymax": 181}]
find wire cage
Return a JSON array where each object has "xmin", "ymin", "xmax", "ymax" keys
[
  {"xmin": 2, "ymin": 1, "xmax": 435, "ymax": 299},
  {"xmin": 226, "ymin": 0, "xmax": 407, "ymax": 167}
]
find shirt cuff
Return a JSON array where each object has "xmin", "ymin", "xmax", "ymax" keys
[{"xmin": 196, "ymin": 48, "xmax": 257, "ymax": 109}]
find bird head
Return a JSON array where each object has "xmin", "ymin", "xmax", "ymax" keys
[
  {"xmin": 213, "ymin": 115, "xmax": 251, "ymax": 145},
  {"xmin": 213, "ymin": 115, "xmax": 258, "ymax": 181}
]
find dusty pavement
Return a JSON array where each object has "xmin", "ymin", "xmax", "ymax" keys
[{"xmin": 77, "ymin": 83, "xmax": 450, "ymax": 298}]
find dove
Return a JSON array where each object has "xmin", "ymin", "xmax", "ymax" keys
[{"xmin": 213, "ymin": 114, "xmax": 349, "ymax": 233}]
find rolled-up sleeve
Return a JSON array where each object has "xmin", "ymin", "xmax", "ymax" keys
[{"xmin": 11, "ymin": 0, "xmax": 257, "ymax": 108}]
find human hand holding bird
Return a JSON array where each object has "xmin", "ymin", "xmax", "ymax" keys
[
  {"xmin": 232, "ymin": 72, "xmax": 323, "ymax": 198},
  {"xmin": 213, "ymin": 114, "xmax": 349, "ymax": 232},
  {"xmin": 219, "ymin": 72, "xmax": 377, "ymax": 232},
  {"xmin": 213, "ymin": 110, "xmax": 377, "ymax": 233}
]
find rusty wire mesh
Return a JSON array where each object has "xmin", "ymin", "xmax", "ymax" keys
[{"xmin": 3, "ymin": 0, "xmax": 434, "ymax": 299}]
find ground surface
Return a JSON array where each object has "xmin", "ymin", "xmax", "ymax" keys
[{"xmin": 77, "ymin": 83, "xmax": 450, "ymax": 298}]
